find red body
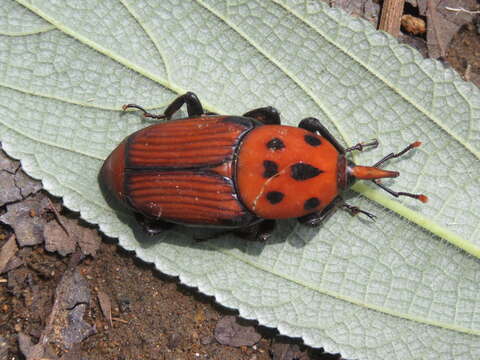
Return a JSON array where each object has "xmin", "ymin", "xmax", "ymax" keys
[{"xmin": 100, "ymin": 115, "xmax": 345, "ymax": 228}]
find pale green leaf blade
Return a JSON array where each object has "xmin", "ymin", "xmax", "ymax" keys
[{"xmin": 1, "ymin": 1, "xmax": 480, "ymax": 359}]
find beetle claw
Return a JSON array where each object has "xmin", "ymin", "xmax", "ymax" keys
[{"xmin": 342, "ymin": 204, "xmax": 376, "ymax": 221}]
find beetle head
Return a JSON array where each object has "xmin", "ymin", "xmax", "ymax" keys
[{"xmin": 341, "ymin": 142, "xmax": 428, "ymax": 203}]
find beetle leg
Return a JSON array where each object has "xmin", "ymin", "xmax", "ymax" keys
[
  {"xmin": 122, "ymin": 104, "xmax": 166, "ymax": 119},
  {"xmin": 297, "ymin": 197, "xmax": 341, "ymax": 226},
  {"xmin": 342, "ymin": 203, "xmax": 376, "ymax": 221},
  {"xmin": 163, "ymin": 91, "xmax": 204, "ymax": 119},
  {"xmin": 345, "ymin": 139, "xmax": 379, "ymax": 153},
  {"xmin": 122, "ymin": 92, "xmax": 204, "ymax": 120},
  {"xmin": 243, "ymin": 106, "xmax": 281, "ymax": 125},
  {"xmin": 135, "ymin": 213, "xmax": 174, "ymax": 235},
  {"xmin": 298, "ymin": 118, "xmax": 345, "ymax": 154},
  {"xmin": 236, "ymin": 220, "xmax": 276, "ymax": 241}
]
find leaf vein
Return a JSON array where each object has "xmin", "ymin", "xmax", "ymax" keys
[{"xmin": 272, "ymin": 0, "xmax": 480, "ymax": 161}]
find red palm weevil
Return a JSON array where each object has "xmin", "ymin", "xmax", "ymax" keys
[{"xmin": 100, "ymin": 92, "xmax": 427, "ymax": 240}]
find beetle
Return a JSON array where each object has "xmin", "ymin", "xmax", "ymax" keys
[{"xmin": 100, "ymin": 92, "xmax": 427, "ymax": 240}]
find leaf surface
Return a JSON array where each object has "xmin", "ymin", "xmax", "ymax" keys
[{"xmin": 1, "ymin": 1, "xmax": 480, "ymax": 358}]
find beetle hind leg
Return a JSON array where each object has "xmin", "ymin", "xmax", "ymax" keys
[
  {"xmin": 122, "ymin": 104, "xmax": 166, "ymax": 120},
  {"xmin": 123, "ymin": 91, "xmax": 205, "ymax": 120},
  {"xmin": 163, "ymin": 91, "xmax": 204, "ymax": 118}
]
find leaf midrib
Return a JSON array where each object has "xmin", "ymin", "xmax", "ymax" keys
[{"xmin": 206, "ymin": 240, "xmax": 480, "ymax": 336}]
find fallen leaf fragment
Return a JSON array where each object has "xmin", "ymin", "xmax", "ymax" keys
[
  {"xmin": 426, "ymin": 0, "xmax": 478, "ymax": 58},
  {"xmin": 97, "ymin": 290, "xmax": 113, "ymax": 327},
  {"xmin": 0, "ymin": 146, "xmax": 19, "ymax": 173},
  {"xmin": 1, "ymin": 256, "xmax": 23, "ymax": 273},
  {"xmin": 0, "ymin": 193, "xmax": 50, "ymax": 246},
  {"xmin": 18, "ymin": 333, "xmax": 45, "ymax": 360},
  {"xmin": 43, "ymin": 221, "xmax": 76, "ymax": 256},
  {"xmin": 0, "ymin": 336, "xmax": 8, "ymax": 360},
  {"xmin": 0, "ymin": 171, "xmax": 22, "ymax": 206},
  {"xmin": 14, "ymin": 169, "xmax": 42, "ymax": 198},
  {"xmin": 334, "ymin": 0, "xmax": 381, "ymax": 26},
  {"xmin": 270, "ymin": 342, "xmax": 309, "ymax": 360},
  {"xmin": 214, "ymin": 315, "xmax": 261, "ymax": 347},
  {"xmin": 61, "ymin": 303, "xmax": 96, "ymax": 347},
  {"xmin": 0, "ymin": 235, "xmax": 18, "ymax": 273},
  {"xmin": 77, "ymin": 225, "xmax": 100, "ymax": 257},
  {"xmin": 43, "ymin": 217, "xmax": 100, "ymax": 257},
  {"xmin": 43, "ymin": 269, "xmax": 95, "ymax": 350},
  {"xmin": 59, "ymin": 344, "xmax": 82, "ymax": 360}
]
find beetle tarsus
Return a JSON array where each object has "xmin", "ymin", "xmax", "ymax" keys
[
  {"xmin": 122, "ymin": 104, "xmax": 167, "ymax": 119},
  {"xmin": 345, "ymin": 139, "xmax": 379, "ymax": 153},
  {"xmin": 342, "ymin": 203, "xmax": 376, "ymax": 221}
]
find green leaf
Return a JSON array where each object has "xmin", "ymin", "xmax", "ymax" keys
[{"xmin": 1, "ymin": 1, "xmax": 480, "ymax": 358}]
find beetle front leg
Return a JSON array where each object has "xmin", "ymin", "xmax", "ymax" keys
[
  {"xmin": 298, "ymin": 118, "xmax": 346, "ymax": 154},
  {"xmin": 243, "ymin": 106, "xmax": 281, "ymax": 125}
]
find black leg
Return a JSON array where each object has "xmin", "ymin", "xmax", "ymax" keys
[
  {"xmin": 342, "ymin": 203, "xmax": 376, "ymax": 221},
  {"xmin": 298, "ymin": 118, "xmax": 345, "ymax": 154},
  {"xmin": 297, "ymin": 197, "xmax": 341, "ymax": 227},
  {"xmin": 243, "ymin": 106, "xmax": 281, "ymax": 125},
  {"xmin": 345, "ymin": 139, "xmax": 379, "ymax": 153},
  {"xmin": 164, "ymin": 92, "xmax": 204, "ymax": 119},
  {"xmin": 123, "ymin": 91, "xmax": 204, "ymax": 120},
  {"xmin": 235, "ymin": 220, "xmax": 276, "ymax": 241},
  {"xmin": 298, "ymin": 196, "xmax": 377, "ymax": 225},
  {"xmin": 135, "ymin": 213, "xmax": 174, "ymax": 235}
]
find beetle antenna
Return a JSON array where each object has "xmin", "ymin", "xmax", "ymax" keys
[
  {"xmin": 373, "ymin": 141, "xmax": 422, "ymax": 168},
  {"xmin": 367, "ymin": 141, "xmax": 428, "ymax": 203},
  {"xmin": 122, "ymin": 104, "xmax": 166, "ymax": 119},
  {"xmin": 373, "ymin": 179, "xmax": 428, "ymax": 203}
]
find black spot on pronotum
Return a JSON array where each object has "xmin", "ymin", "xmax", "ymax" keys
[
  {"xmin": 263, "ymin": 160, "xmax": 278, "ymax": 178},
  {"xmin": 304, "ymin": 134, "xmax": 321, "ymax": 146},
  {"xmin": 304, "ymin": 197, "xmax": 320, "ymax": 210},
  {"xmin": 291, "ymin": 163, "xmax": 322, "ymax": 181},
  {"xmin": 266, "ymin": 191, "xmax": 284, "ymax": 204},
  {"xmin": 266, "ymin": 138, "xmax": 285, "ymax": 150}
]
